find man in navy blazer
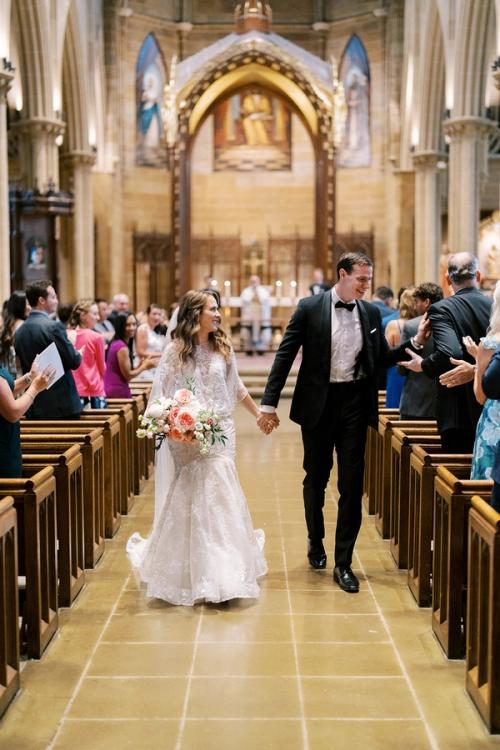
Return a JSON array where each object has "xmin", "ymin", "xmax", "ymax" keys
[
  {"xmin": 15, "ymin": 280, "xmax": 82, "ymax": 419},
  {"xmin": 258, "ymin": 252, "xmax": 411, "ymax": 593},
  {"xmin": 482, "ymin": 350, "xmax": 500, "ymax": 512}
]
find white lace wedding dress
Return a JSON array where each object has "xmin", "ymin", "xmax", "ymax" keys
[{"xmin": 127, "ymin": 342, "xmax": 267, "ymax": 605}]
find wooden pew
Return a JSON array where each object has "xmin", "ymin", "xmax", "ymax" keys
[
  {"xmin": 20, "ymin": 429, "xmax": 105, "ymax": 569},
  {"xmin": 108, "ymin": 395, "xmax": 146, "ymax": 494},
  {"xmin": 129, "ymin": 385, "xmax": 153, "ymax": 480},
  {"xmin": 433, "ymin": 467, "xmax": 493, "ymax": 658},
  {"xmin": 0, "ymin": 497, "xmax": 20, "ymax": 716},
  {"xmin": 374, "ymin": 415, "xmax": 436, "ymax": 539},
  {"xmin": 466, "ymin": 496, "xmax": 500, "ymax": 733},
  {"xmin": 362, "ymin": 398, "xmax": 393, "ymax": 514},
  {"xmin": 389, "ymin": 427, "xmax": 441, "ymax": 568},
  {"xmin": 22, "ymin": 445, "xmax": 85, "ymax": 607},
  {"xmin": 408, "ymin": 446, "xmax": 471, "ymax": 607},
  {"xmin": 81, "ymin": 405, "xmax": 135, "ymax": 514},
  {"xmin": 0, "ymin": 468, "xmax": 58, "ymax": 659}
]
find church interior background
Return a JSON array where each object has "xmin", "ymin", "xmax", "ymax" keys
[{"xmin": 1, "ymin": 1, "xmax": 500, "ymax": 748}]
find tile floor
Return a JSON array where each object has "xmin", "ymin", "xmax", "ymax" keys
[{"xmin": 1, "ymin": 404, "xmax": 499, "ymax": 749}]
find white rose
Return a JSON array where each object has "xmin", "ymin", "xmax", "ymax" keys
[
  {"xmin": 136, "ymin": 428, "xmax": 147, "ymax": 439},
  {"xmin": 146, "ymin": 403, "xmax": 164, "ymax": 419}
]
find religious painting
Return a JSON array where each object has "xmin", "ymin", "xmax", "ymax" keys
[
  {"xmin": 26, "ymin": 237, "xmax": 47, "ymax": 271},
  {"xmin": 213, "ymin": 88, "xmax": 292, "ymax": 171},
  {"xmin": 136, "ymin": 33, "xmax": 167, "ymax": 167},
  {"xmin": 339, "ymin": 35, "xmax": 371, "ymax": 168},
  {"xmin": 478, "ymin": 210, "xmax": 500, "ymax": 289}
]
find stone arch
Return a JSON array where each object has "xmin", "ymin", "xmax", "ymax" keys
[
  {"xmin": 417, "ymin": 0, "xmax": 446, "ymax": 151},
  {"xmin": 12, "ymin": 0, "xmax": 53, "ymax": 118},
  {"xmin": 453, "ymin": 0, "xmax": 494, "ymax": 116},
  {"xmin": 172, "ymin": 47, "xmax": 334, "ymax": 295},
  {"xmin": 61, "ymin": 1, "xmax": 90, "ymax": 153}
]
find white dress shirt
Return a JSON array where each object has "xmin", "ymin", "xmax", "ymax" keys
[{"xmin": 329, "ymin": 287, "xmax": 363, "ymax": 382}]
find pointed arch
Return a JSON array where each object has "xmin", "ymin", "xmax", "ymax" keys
[
  {"xmin": 136, "ymin": 33, "xmax": 167, "ymax": 167},
  {"xmin": 61, "ymin": 1, "xmax": 90, "ymax": 153},
  {"xmin": 338, "ymin": 34, "xmax": 371, "ymax": 168},
  {"xmin": 12, "ymin": 0, "xmax": 53, "ymax": 118},
  {"xmin": 454, "ymin": 0, "xmax": 493, "ymax": 116}
]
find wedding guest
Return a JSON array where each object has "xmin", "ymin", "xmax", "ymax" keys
[
  {"xmin": 135, "ymin": 303, "xmax": 166, "ymax": 381},
  {"xmin": 0, "ymin": 361, "xmax": 53, "ymax": 478},
  {"xmin": 371, "ymin": 286, "xmax": 395, "ymax": 325},
  {"xmin": 482, "ymin": 348, "xmax": 500, "ymax": 511},
  {"xmin": 94, "ymin": 298, "xmax": 115, "ymax": 345},
  {"xmin": 107, "ymin": 292, "xmax": 130, "ymax": 328},
  {"xmin": 70, "ymin": 299, "xmax": 107, "ymax": 409},
  {"xmin": 104, "ymin": 311, "xmax": 156, "ymax": 398},
  {"xmin": 309, "ymin": 268, "xmax": 331, "ymax": 296},
  {"xmin": 0, "ymin": 290, "xmax": 30, "ymax": 376},
  {"xmin": 384, "ymin": 286, "xmax": 417, "ymax": 407}
]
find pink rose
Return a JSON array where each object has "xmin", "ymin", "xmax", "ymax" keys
[
  {"xmin": 174, "ymin": 389, "xmax": 193, "ymax": 405},
  {"xmin": 168, "ymin": 406, "xmax": 180, "ymax": 424},
  {"xmin": 176, "ymin": 408, "xmax": 197, "ymax": 432}
]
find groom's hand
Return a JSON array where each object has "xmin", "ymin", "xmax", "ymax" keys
[{"xmin": 257, "ymin": 412, "xmax": 279, "ymax": 435}]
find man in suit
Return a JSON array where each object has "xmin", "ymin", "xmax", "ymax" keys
[
  {"xmin": 400, "ymin": 252, "xmax": 491, "ymax": 453},
  {"xmin": 399, "ymin": 282, "xmax": 443, "ymax": 419},
  {"xmin": 482, "ymin": 350, "xmax": 500, "ymax": 512},
  {"xmin": 258, "ymin": 251, "xmax": 411, "ymax": 593},
  {"xmin": 309, "ymin": 268, "xmax": 331, "ymax": 296},
  {"xmin": 15, "ymin": 280, "xmax": 82, "ymax": 420}
]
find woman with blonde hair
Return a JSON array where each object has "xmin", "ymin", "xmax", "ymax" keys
[
  {"xmin": 70, "ymin": 298, "xmax": 107, "ymax": 408},
  {"xmin": 127, "ymin": 289, "xmax": 267, "ymax": 605},
  {"xmin": 384, "ymin": 286, "xmax": 417, "ymax": 407},
  {"xmin": 464, "ymin": 280, "xmax": 500, "ymax": 481}
]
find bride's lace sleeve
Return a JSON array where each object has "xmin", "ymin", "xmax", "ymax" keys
[
  {"xmin": 148, "ymin": 342, "xmax": 180, "ymax": 404},
  {"xmin": 227, "ymin": 349, "xmax": 248, "ymax": 403}
]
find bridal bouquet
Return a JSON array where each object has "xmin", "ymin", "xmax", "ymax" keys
[{"xmin": 137, "ymin": 388, "xmax": 226, "ymax": 456}]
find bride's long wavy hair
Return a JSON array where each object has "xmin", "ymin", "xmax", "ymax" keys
[{"xmin": 174, "ymin": 290, "xmax": 232, "ymax": 363}]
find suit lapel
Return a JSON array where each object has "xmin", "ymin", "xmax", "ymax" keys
[
  {"xmin": 320, "ymin": 291, "xmax": 332, "ymax": 370},
  {"xmin": 357, "ymin": 301, "xmax": 374, "ymax": 373}
]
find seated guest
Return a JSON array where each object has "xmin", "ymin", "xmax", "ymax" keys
[
  {"xmin": 385, "ymin": 286, "xmax": 417, "ymax": 407},
  {"xmin": 466, "ymin": 281, "xmax": 500, "ymax": 484},
  {"xmin": 70, "ymin": 299, "xmax": 107, "ymax": 409},
  {"xmin": 15, "ymin": 280, "xmax": 83, "ymax": 420},
  {"xmin": 0, "ymin": 290, "xmax": 30, "ymax": 376},
  {"xmin": 482, "ymin": 347, "xmax": 500, "ymax": 511},
  {"xmin": 0, "ymin": 361, "xmax": 53, "ymax": 478},
  {"xmin": 104, "ymin": 311, "xmax": 156, "ymax": 398},
  {"xmin": 399, "ymin": 282, "xmax": 443, "ymax": 419}
]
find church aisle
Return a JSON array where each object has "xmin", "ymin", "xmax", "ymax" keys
[{"xmin": 1, "ymin": 405, "xmax": 498, "ymax": 750}]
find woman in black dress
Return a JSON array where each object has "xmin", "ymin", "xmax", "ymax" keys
[{"xmin": 0, "ymin": 363, "xmax": 53, "ymax": 478}]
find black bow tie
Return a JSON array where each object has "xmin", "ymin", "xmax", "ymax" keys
[{"xmin": 335, "ymin": 300, "xmax": 355, "ymax": 312}]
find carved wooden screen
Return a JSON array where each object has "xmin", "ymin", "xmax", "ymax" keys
[
  {"xmin": 334, "ymin": 229, "xmax": 375, "ymax": 273},
  {"xmin": 191, "ymin": 233, "xmax": 242, "ymax": 294},
  {"xmin": 267, "ymin": 232, "xmax": 315, "ymax": 298},
  {"xmin": 133, "ymin": 232, "xmax": 172, "ymax": 312}
]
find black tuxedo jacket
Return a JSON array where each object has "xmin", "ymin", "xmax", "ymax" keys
[
  {"xmin": 15, "ymin": 311, "xmax": 82, "ymax": 419},
  {"xmin": 420, "ymin": 287, "xmax": 492, "ymax": 434},
  {"xmin": 261, "ymin": 292, "xmax": 406, "ymax": 429},
  {"xmin": 482, "ymin": 349, "xmax": 500, "ymax": 484}
]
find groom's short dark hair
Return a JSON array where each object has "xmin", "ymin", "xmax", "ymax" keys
[{"xmin": 336, "ymin": 252, "xmax": 373, "ymax": 278}]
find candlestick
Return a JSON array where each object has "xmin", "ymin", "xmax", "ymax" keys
[
  {"xmin": 290, "ymin": 280, "xmax": 297, "ymax": 300},
  {"xmin": 275, "ymin": 280, "xmax": 282, "ymax": 299},
  {"xmin": 223, "ymin": 280, "xmax": 231, "ymax": 306}
]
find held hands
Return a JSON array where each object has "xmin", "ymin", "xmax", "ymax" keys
[{"xmin": 257, "ymin": 411, "xmax": 280, "ymax": 435}]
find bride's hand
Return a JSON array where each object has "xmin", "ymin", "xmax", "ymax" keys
[{"xmin": 257, "ymin": 412, "xmax": 279, "ymax": 435}]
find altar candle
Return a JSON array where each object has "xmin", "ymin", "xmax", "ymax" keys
[
  {"xmin": 275, "ymin": 280, "xmax": 282, "ymax": 299},
  {"xmin": 290, "ymin": 280, "xmax": 297, "ymax": 299},
  {"xmin": 223, "ymin": 280, "xmax": 231, "ymax": 305}
]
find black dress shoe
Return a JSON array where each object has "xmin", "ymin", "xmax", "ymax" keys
[
  {"xmin": 333, "ymin": 566, "xmax": 359, "ymax": 593},
  {"xmin": 307, "ymin": 540, "xmax": 327, "ymax": 570}
]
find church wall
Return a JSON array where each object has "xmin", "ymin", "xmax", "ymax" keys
[{"xmin": 191, "ymin": 113, "xmax": 314, "ymax": 242}]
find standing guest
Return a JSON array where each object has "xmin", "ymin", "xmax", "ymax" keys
[
  {"xmin": 240, "ymin": 275, "xmax": 272, "ymax": 356},
  {"xmin": 399, "ymin": 282, "xmax": 443, "ymax": 420},
  {"xmin": 15, "ymin": 280, "xmax": 83, "ymax": 420},
  {"xmin": 135, "ymin": 303, "xmax": 166, "ymax": 381},
  {"xmin": 0, "ymin": 362, "xmax": 54, "ymax": 478},
  {"xmin": 104, "ymin": 311, "xmax": 156, "ymax": 398},
  {"xmin": 57, "ymin": 302, "xmax": 74, "ymax": 328},
  {"xmin": 384, "ymin": 286, "xmax": 417, "ymax": 407},
  {"xmin": 309, "ymin": 268, "xmax": 331, "ymax": 296},
  {"xmin": 400, "ymin": 252, "xmax": 492, "ymax": 453},
  {"xmin": 464, "ymin": 281, "xmax": 500, "ymax": 483},
  {"xmin": 70, "ymin": 299, "xmax": 107, "ymax": 409},
  {"xmin": 94, "ymin": 298, "xmax": 115, "ymax": 345},
  {"xmin": 258, "ymin": 252, "xmax": 412, "ymax": 593},
  {"xmin": 107, "ymin": 293, "xmax": 130, "ymax": 328},
  {"xmin": 481, "ymin": 348, "xmax": 500, "ymax": 511},
  {"xmin": 371, "ymin": 286, "xmax": 395, "ymax": 325},
  {"xmin": 0, "ymin": 291, "xmax": 30, "ymax": 376}
]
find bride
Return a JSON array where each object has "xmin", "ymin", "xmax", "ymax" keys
[{"xmin": 127, "ymin": 290, "xmax": 268, "ymax": 605}]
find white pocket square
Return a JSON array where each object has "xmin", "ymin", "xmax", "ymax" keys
[{"xmin": 370, "ymin": 328, "xmax": 377, "ymax": 334}]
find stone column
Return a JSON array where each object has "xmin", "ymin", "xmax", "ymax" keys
[
  {"xmin": 0, "ymin": 69, "xmax": 13, "ymax": 301},
  {"xmin": 9, "ymin": 117, "xmax": 65, "ymax": 190},
  {"xmin": 412, "ymin": 150, "xmax": 446, "ymax": 283},
  {"xmin": 443, "ymin": 116, "xmax": 496, "ymax": 255},
  {"xmin": 60, "ymin": 151, "xmax": 96, "ymax": 298}
]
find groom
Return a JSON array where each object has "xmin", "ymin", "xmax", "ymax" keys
[{"xmin": 258, "ymin": 252, "xmax": 413, "ymax": 593}]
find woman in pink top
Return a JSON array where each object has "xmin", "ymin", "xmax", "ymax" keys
[{"xmin": 69, "ymin": 299, "xmax": 107, "ymax": 408}]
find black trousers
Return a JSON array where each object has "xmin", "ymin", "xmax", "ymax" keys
[
  {"xmin": 441, "ymin": 428, "xmax": 475, "ymax": 454},
  {"xmin": 301, "ymin": 381, "xmax": 368, "ymax": 567}
]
